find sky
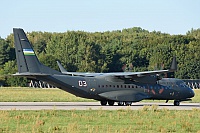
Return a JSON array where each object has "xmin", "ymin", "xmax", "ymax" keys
[{"xmin": 1, "ymin": 0, "xmax": 200, "ymax": 38}]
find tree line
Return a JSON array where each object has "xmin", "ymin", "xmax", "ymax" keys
[{"xmin": 0, "ymin": 27, "xmax": 200, "ymax": 86}]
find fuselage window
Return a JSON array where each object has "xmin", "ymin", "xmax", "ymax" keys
[
  {"xmin": 121, "ymin": 85, "xmax": 123, "ymax": 88},
  {"xmin": 124, "ymin": 85, "xmax": 126, "ymax": 88},
  {"xmin": 117, "ymin": 85, "xmax": 119, "ymax": 88},
  {"xmin": 109, "ymin": 85, "xmax": 112, "ymax": 87},
  {"xmin": 159, "ymin": 86, "xmax": 161, "ymax": 89},
  {"xmin": 102, "ymin": 85, "xmax": 104, "ymax": 88},
  {"xmin": 154, "ymin": 85, "xmax": 158, "ymax": 90},
  {"xmin": 168, "ymin": 86, "xmax": 172, "ymax": 89},
  {"xmin": 128, "ymin": 85, "xmax": 130, "ymax": 88}
]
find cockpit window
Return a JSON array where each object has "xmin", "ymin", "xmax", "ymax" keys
[{"xmin": 176, "ymin": 81, "xmax": 187, "ymax": 88}]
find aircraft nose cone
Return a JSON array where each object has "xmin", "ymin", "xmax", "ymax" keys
[
  {"xmin": 190, "ymin": 89, "xmax": 195, "ymax": 98},
  {"xmin": 182, "ymin": 87, "xmax": 195, "ymax": 99},
  {"xmin": 186, "ymin": 88, "xmax": 195, "ymax": 98}
]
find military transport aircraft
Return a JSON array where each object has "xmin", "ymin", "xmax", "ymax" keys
[{"xmin": 13, "ymin": 28, "xmax": 195, "ymax": 106}]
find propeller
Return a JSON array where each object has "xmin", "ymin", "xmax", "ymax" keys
[{"xmin": 154, "ymin": 63, "xmax": 166, "ymax": 80}]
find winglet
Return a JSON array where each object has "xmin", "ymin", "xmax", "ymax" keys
[
  {"xmin": 56, "ymin": 61, "xmax": 67, "ymax": 73},
  {"xmin": 169, "ymin": 57, "xmax": 177, "ymax": 72}
]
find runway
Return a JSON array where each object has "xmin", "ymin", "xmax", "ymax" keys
[{"xmin": 0, "ymin": 102, "xmax": 200, "ymax": 110}]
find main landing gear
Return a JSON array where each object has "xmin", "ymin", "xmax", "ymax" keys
[
  {"xmin": 100, "ymin": 101, "xmax": 132, "ymax": 106},
  {"xmin": 100, "ymin": 100, "xmax": 115, "ymax": 106},
  {"xmin": 118, "ymin": 101, "xmax": 124, "ymax": 106},
  {"xmin": 100, "ymin": 101, "xmax": 107, "ymax": 106}
]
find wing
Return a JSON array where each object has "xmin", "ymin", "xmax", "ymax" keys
[
  {"xmin": 104, "ymin": 57, "xmax": 177, "ymax": 83},
  {"xmin": 110, "ymin": 56, "xmax": 177, "ymax": 77},
  {"xmin": 110, "ymin": 69, "xmax": 169, "ymax": 77},
  {"xmin": 57, "ymin": 57, "xmax": 177, "ymax": 80}
]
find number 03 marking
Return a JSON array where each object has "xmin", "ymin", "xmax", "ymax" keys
[{"xmin": 78, "ymin": 81, "xmax": 87, "ymax": 87}]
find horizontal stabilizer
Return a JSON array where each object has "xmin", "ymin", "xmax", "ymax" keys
[
  {"xmin": 13, "ymin": 72, "xmax": 50, "ymax": 76},
  {"xmin": 56, "ymin": 61, "xmax": 68, "ymax": 73}
]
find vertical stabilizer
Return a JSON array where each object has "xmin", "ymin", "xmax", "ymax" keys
[
  {"xmin": 14, "ymin": 28, "xmax": 41, "ymax": 73},
  {"xmin": 13, "ymin": 28, "xmax": 61, "ymax": 75}
]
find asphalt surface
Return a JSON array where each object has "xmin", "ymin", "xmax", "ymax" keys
[{"xmin": 0, "ymin": 102, "xmax": 200, "ymax": 110}]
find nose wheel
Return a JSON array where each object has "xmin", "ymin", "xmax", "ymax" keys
[{"xmin": 174, "ymin": 100, "xmax": 180, "ymax": 106}]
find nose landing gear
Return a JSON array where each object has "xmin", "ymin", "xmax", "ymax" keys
[{"xmin": 174, "ymin": 100, "xmax": 180, "ymax": 106}]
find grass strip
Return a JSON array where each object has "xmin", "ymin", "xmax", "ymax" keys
[{"xmin": 0, "ymin": 107, "xmax": 200, "ymax": 132}]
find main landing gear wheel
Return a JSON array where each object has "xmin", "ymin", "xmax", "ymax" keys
[
  {"xmin": 118, "ymin": 102, "xmax": 124, "ymax": 106},
  {"xmin": 125, "ymin": 102, "xmax": 132, "ymax": 106},
  {"xmin": 174, "ymin": 100, "xmax": 180, "ymax": 106},
  {"xmin": 108, "ymin": 101, "xmax": 115, "ymax": 106},
  {"xmin": 100, "ymin": 101, "xmax": 107, "ymax": 106}
]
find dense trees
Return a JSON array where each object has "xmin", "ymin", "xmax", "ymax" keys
[{"xmin": 0, "ymin": 27, "xmax": 200, "ymax": 86}]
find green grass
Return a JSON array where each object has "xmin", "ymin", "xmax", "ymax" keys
[
  {"xmin": 0, "ymin": 88, "xmax": 200, "ymax": 132},
  {"xmin": 0, "ymin": 87, "xmax": 199, "ymax": 102},
  {"xmin": 0, "ymin": 107, "xmax": 200, "ymax": 132},
  {"xmin": 0, "ymin": 87, "xmax": 95, "ymax": 102}
]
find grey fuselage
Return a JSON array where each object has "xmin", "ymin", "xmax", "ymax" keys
[{"xmin": 34, "ymin": 74, "xmax": 194, "ymax": 102}]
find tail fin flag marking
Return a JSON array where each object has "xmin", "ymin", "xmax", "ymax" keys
[{"xmin": 23, "ymin": 49, "xmax": 35, "ymax": 56}]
